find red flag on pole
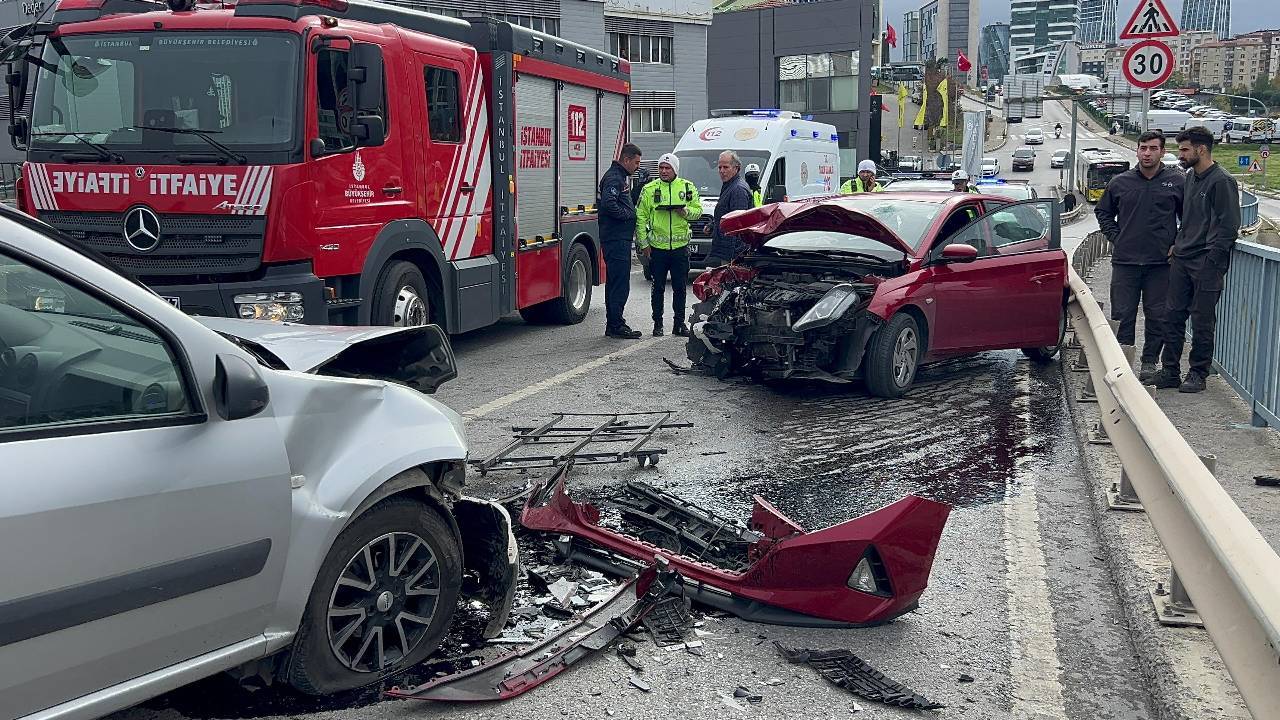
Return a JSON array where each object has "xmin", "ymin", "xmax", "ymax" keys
[
  {"xmin": 956, "ymin": 50, "xmax": 972, "ymax": 72},
  {"xmin": 886, "ymin": 23, "xmax": 898, "ymax": 48}
]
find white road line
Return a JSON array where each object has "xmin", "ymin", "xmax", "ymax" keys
[
  {"xmin": 1003, "ymin": 367, "xmax": 1070, "ymax": 719},
  {"xmin": 463, "ymin": 337, "xmax": 663, "ymax": 419}
]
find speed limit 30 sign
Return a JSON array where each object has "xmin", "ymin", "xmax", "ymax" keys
[{"xmin": 1123, "ymin": 39, "xmax": 1175, "ymax": 88}]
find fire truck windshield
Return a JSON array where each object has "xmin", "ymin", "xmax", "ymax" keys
[{"xmin": 29, "ymin": 32, "xmax": 300, "ymax": 159}]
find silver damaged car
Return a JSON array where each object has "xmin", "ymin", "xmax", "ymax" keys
[{"xmin": 0, "ymin": 207, "xmax": 517, "ymax": 719}]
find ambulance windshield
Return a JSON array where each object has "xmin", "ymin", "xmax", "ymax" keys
[
  {"xmin": 30, "ymin": 32, "xmax": 300, "ymax": 157},
  {"xmin": 675, "ymin": 149, "xmax": 772, "ymax": 197}
]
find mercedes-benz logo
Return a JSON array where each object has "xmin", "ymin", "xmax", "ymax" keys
[{"xmin": 123, "ymin": 206, "xmax": 161, "ymax": 252}]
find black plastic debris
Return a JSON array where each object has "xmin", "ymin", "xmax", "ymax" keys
[
  {"xmin": 1255, "ymin": 475, "xmax": 1280, "ymax": 487},
  {"xmin": 958, "ymin": 674, "xmax": 975, "ymax": 683},
  {"xmin": 614, "ymin": 481, "xmax": 762, "ymax": 571},
  {"xmin": 775, "ymin": 643, "xmax": 944, "ymax": 711},
  {"xmin": 640, "ymin": 595, "xmax": 696, "ymax": 647}
]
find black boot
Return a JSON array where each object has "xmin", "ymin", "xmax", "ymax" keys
[
  {"xmin": 672, "ymin": 321, "xmax": 689, "ymax": 336},
  {"xmin": 1178, "ymin": 372, "xmax": 1207, "ymax": 393},
  {"xmin": 1152, "ymin": 366, "xmax": 1181, "ymax": 389},
  {"xmin": 606, "ymin": 325, "xmax": 642, "ymax": 339},
  {"xmin": 652, "ymin": 322, "xmax": 664, "ymax": 337}
]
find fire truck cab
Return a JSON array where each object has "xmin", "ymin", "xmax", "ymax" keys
[{"xmin": 3, "ymin": 0, "xmax": 630, "ymax": 331}]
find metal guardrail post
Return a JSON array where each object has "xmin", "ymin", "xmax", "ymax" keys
[
  {"xmin": 1106, "ymin": 387, "xmax": 1155, "ymax": 509},
  {"xmin": 1072, "ymin": 302, "xmax": 1104, "ymax": 372},
  {"xmin": 1150, "ymin": 453, "xmax": 1217, "ymax": 628}
]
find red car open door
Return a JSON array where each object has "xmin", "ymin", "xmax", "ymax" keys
[{"xmin": 925, "ymin": 199, "xmax": 1066, "ymax": 351}]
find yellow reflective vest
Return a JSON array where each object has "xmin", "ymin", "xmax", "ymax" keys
[
  {"xmin": 635, "ymin": 177, "xmax": 702, "ymax": 250},
  {"xmin": 840, "ymin": 177, "xmax": 885, "ymax": 194}
]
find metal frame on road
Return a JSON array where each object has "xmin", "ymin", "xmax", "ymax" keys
[
  {"xmin": 470, "ymin": 411, "xmax": 692, "ymax": 474},
  {"xmin": 1068, "ymin": 232, "xmax": 1280, "ymax": 716}
]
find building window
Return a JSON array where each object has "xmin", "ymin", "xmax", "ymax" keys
[
  {"xmin": 630, "ymin": 108, "xmax": 674, "ymax": 133},
  {"xmin": 777, "ymin": 53, "xmax": 859, "ymax": 113},
  {"xmin": 609, "ymin": 33, "xmax": 672, "ymax": 64}
]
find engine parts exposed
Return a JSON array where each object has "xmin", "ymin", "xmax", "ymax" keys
[
  {"xmin": 520, "ymin": 464, "xmax": 951, "ymax": 627},
  {"xmin": 775, "ymin": 643, "xmax": 945, "ymax": 711}
]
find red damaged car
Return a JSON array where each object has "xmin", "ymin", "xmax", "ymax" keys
[{"xmin": 686, "ymin": 193, "xmax": 1069, "ymax": 396}]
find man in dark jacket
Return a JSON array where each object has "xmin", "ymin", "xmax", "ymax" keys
[
  {"xmin": 705, "ymin": 151, "xmax": 755, "ymax": 267},
  {"xmin": 1095, "ymin": 130, "xmax": 1184, "ymax": 383},
  {"xmin": 1155, "ymin": 126, "xmax": 1240, "ymax": 393},
  {"xmin": 598, "ymin": 143, "xmax": 643, "ymax": 339}
]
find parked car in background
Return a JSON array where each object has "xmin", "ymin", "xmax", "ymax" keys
[
  {"xmin": 975, "ymin": 179, "xmax": 1038, "ymax": 200},
  {"xmin": 1011, "ymin": 147, "xmax": 1036, "ymax": 171},
  {"xmin": 0, "ymin": 208, "xmax": 518, "ymax": 717},
  {"xmin": 897, "ymin": 155, "xmax": 925, "ymax": 171},
  {"xmin": 685, "ymin": 194, "xmax": 1068, "ymax": 396},
  {"xmin": 1162, "ymin": 152, "xmax": 1180, "ymax": 169},
  {"xmin": 1051, "ymin": 149, "xmax": 1070, "ymax": 168}
]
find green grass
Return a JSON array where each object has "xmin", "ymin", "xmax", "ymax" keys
[{"xmin": 1215, "ymin": 144, "xmax": 1280, "ymax": 191}]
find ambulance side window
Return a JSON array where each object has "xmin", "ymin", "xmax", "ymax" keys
[
  {"xmin": 315, "ymin": 48, "xmax": 353, "ymax": 152},
  {"xmin": 424, "ymin": 67, "xmax": 461, "ymax": 143},
  {"xmin": 764, "ymin": 158, "xmax": 786, "ymax": 202}
]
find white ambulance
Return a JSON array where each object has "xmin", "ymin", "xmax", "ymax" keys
[{"xmin": 673, "ymin": 109, "xmax": 840, "ymax": 270}]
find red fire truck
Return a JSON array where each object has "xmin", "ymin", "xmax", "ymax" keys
[{"xmin": 3, "ymin": 0, "xmax": 629, "ymax": 331}]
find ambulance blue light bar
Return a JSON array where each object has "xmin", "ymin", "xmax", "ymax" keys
[{"xmin": 750, "ymin": 109, "xmax": 782, "ymax": 117}]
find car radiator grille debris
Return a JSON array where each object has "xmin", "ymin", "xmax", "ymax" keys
[
  {"xmin": 639, "ymin": 595, "xmax": 696, "ymax": 647},
  {"xmin": 775, "ymin": 642, "xmax": 945, "ymax": 711}
]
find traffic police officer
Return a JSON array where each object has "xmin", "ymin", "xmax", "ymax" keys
[
  {"xmin": 841, "ymin": 160, "xmax": 884, "ymax": 193},
  {"xmin": 951, "ymin": 169, "xmax": 973, "ymax": 192},
  {"xmin": 635, "ymin": 153, "xmax": 700, "ymax": 336}
]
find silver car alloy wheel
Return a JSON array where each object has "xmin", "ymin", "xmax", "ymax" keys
[
  {"xmin": 569, "ymin": 256, "xmax": 589, "ymax": 312},
  {"xmin": 327, "ymin": 532, "xmax": 442, "ymax": 673},
  {"xmin": 893, "ymin": 327, "xmax": 918, "ymax": 387},
  {"xmin": 393, "ymin": 285, "xmax": 428, "ymax": 327}
]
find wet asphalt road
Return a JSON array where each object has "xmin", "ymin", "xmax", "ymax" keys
[{"xmin": 109, "ymin": 244, "xmax": 1154, "ymax": 720}]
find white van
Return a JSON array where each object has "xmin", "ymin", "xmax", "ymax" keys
[{"xmin": 674, "ymin": 109, "xmax": 840, "ymax": 269}]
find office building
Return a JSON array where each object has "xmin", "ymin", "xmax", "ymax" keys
[
  {"xmin": 1080, "ymin": 43, "xmax": 1107, "ymax": 78},
  {"xmin": 407, "ymin": 0, "xmax": 711, "ymax": 161},
  {"xmin": 708, "ymin": 0, "xmax": 875, "ymax": 169},
  {"xmin": 1010, "ymin": 0, "xmax": 1080, "ymax": 59},
  {"xmin": 915, "ymin": 0, "xmax": 981, "ymax": 84},
  {"xmin": 980, "ymin": 22, "xmax": 1011, "ymax": 82},
  {"xmin": 1078, "ymin": 0, "xmax": 1116, "ymax": 45},
  {"xmin": 1180, "ymin": 0, "xmax": 1232, "ymax": 41},
  {"xmin": 903, "ymin": 9, "xmax": 923, "ymax": 63}
]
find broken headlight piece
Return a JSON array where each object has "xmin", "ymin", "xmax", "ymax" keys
[{"xmin": 791, "ymin": 283, "xmax": 859, "ymax": 333}]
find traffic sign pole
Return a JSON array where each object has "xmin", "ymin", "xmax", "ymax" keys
[{"xmin": 1143, "ymin": 89, "xmax": 1150, "ymax": 133}]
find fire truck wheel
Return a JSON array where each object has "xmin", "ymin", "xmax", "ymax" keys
[
  {"xmin": 372, "ymin": 261, "xmax": 433, "ymax": 327},
  {"xmin": 520, "ymin": 242, "xmax": 592, "ymax": 325},
  {"xmin": 286, "ymin": 498, "xmax": 461, "ymax": 694}
]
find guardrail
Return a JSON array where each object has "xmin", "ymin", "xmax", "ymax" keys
[
  {"xmin": 1241, "ymin": 189, "xmax": 1260, "ymax": 233},
  {"xmin": 1068, "ymin": 230, "xmax": 1280, "ymax": 717},
  {"xmin": 1215, "ymin": 238, "xmax": 1280, "ymax": 430}
]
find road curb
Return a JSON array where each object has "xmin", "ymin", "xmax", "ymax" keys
[{"xmin": 1061, "ymin": 262, "xmax": 1252, "ymax": 720}]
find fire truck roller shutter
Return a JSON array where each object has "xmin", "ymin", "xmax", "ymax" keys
[
  {"xmin": 597, "ymin": 91, "xmax": 626, "ymax": 191},
  {"xmin": 558, "ymin": 83, "xmax": 598, "ymax": 218},
  {"xmin": 514, "ymin": 74, "xmax": 556, "ymax": 243}
]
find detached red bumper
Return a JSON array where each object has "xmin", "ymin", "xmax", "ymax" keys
[{"xmin": 521, "ymin": 467, "xmax": 951, "ymax": 626}]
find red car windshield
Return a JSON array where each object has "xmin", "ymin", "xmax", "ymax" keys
[{"xmin": 823, "ymin": 197, "xmax": 945, "ymax": 251}]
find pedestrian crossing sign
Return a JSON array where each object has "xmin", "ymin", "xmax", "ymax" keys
[
  {"xmin": 1251, "ymin": 161, "xmax": 1263, "ymax": 173},
  {"xmin": 1119, "ymin": 0, "xmax": 1180, "ymax": 40}
]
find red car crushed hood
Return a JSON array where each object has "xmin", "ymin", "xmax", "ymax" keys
[{"xmin": 718, "ymin": 198, "xmax": 917, "ymax": 256}]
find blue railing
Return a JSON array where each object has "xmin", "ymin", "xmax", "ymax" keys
[
  {"xmin": 1216, "ymin": 239, "xmax": 1280, "ymax": 429},
  {"xmin": 1241, "ymin": 189, "xmax": 1259, "ymax": 230}
]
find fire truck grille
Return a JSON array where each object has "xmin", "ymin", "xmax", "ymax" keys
[{"xmin": 40, "ymin": 211, "xmax": 266, "ymax": 278}]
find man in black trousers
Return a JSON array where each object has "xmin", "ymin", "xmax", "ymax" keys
[
  {"xmin": 1154, "ymin": 126, "xmax": 1240, "ymax": 393},
  {"xmin": 598, "ymin": 144, "xmax": 643, "ymax": 339},
  {"xmin": 1095, "ymin": 130, "xmax": 1183, "ymax": 383}
]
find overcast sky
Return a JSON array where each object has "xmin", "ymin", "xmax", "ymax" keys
[{"xmin": 886, "ymin": 0, "xmax": 1273, "ymax": 60}]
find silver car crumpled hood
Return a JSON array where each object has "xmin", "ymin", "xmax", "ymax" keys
[{"xmin": 194, "ymin": 317, "xmax": 458, "ymax": 394}]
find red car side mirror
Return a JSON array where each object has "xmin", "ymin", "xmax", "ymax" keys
[{"xmin": 940, "ymin": 244, "xmax": 979, "ymax": 262}]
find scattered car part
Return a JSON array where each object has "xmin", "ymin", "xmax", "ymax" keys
[
  {"xmin": 775, "ymin": 643, "xmax": 944, "ymax": 711},
  {"xmin": 386, "ymin": 561, "xmax": 679, "ymax": 702},
  {"xmin": 640, "ymin": 596, "xmax": 696, "ymax": 647},
  {"xmin": 614, "ymin": 481, "xmax": 763, "ymax": 571},
  {"xmin": 471, "ymin": 412, "xmax": 692, "ymax": 475},
  {"xmin": 1254, "ymin": 475, "xmax": 1280, "ymax": 487},
  {"xmin": 522, "ymin": 465, "xmax": 951, "ymax": 627}
]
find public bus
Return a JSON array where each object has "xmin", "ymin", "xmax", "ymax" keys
[{"xmin": 1075, "ymin": 148, "xmax": 1131, "ymax": 203}]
